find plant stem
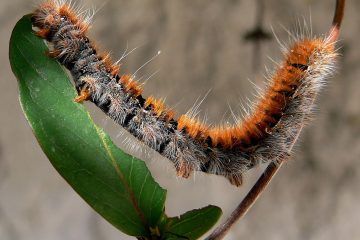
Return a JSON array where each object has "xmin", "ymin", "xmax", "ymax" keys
[
  {"xmin": 205, "ymin": 161, "xmax": 283, "ymax": 240},
  {"xmin": 206, "ymin": 119, "xmax": 307, "ymax": 240}
]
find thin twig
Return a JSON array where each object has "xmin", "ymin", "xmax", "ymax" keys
[
  {"xmin": 332, "ymin": 0, "xmax": 345, "ymax": 28},
  {"xmin": 205, "ymin": 123, "xmax": 304, "ymax": 240},
  {"xmin": 205, "ymin": 1, "xmax": 345, "ymax": 239},
  {"xmin": 205, "ymin": 161, "xmax": 283, "ymax": 240}
]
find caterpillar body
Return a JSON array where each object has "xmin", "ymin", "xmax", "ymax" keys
[{"xmin": 32, "ymin": 0, "xmax": 338, "ymax": 186}]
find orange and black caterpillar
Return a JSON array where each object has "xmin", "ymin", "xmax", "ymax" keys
[{"xmin": 32, "ymin": 0, "xmax": 339, "ymax": 186}]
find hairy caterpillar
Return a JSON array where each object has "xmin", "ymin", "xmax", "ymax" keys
[{"xmin": 31, "ymin": 0, "xmax": 339, "ymax": 186}]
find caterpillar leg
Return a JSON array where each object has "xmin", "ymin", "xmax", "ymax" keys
[
  {"xmin": 175, "ymin": 160, "xmax": 193, "ymax": 178},
  {"xmin": 74, "ymin": 88, "xmax": 91, "ymax": 103},
  {"xmin": 35, "ymin": 28, "xmax": 50, "ymax": 38},
  {"xmin": 47, "ymin": 49, "xmax": 61, "ymax": 58},
  {"xmin": 227, "ymin": 174, "xmax": 243, "ymax": 187},
  {"xmin": 74, "ymin": 76, "xmax": 98, "ymax": 103}
]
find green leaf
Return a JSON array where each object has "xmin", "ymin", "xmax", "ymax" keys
[
  {"xmin": 9, "ymin": 14, "xmax": 166, "ymax": 238},
  {"xmin": 163, "ymin": 206, "xmax": 222, "ymax": 240},
  {"xmin": 9, "ymin": 15, "xmax": 222, "ymax": 239}
]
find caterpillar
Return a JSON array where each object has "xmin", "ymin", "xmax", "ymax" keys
[{"xmin": 31, "ymin": 0, "xmax": 340, "ymax": 186}]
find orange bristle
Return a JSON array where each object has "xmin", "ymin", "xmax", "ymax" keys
[
  {"xmin": 97, "ymin": 52, "xmax": 112, "ymax": 70},
  {"xmin": 177, "ymin": 115, "xmax": 209, "ymax": 140},
  {"xmin": 153, "ymin": 99, "xmax": 166, "ymax": 116},
  {"xmin": 35, "ymin": 28, "xmax": 50, "ymax": 38},
  {"xmin": 110, "ymin": 64, "xmax": 121, "ymax": 76},
  {"xmin": 209, "ymin": 127, "xmax": 233, "ymax": 148},
  {"xmin": 128, "ymin": 81, "xmax": 143, "ymax": 96},
  {"xmin": 144, "ymin": 96, "xmax": 155, "ymax": 108},
  {"xmin": 58, "ymin": 4, "xmax": 89, "ymax": 33},
  {"xmin": 164, "ymin": 109, "xmax": 175, "ymax": 121},
  {"xmin": 120, "ymin": 74, "xmax": 131, "ymax": 85},
  {"xmin": 120, "ymin": 74, "xmax": 143, "ymax": 96},
  {"xmin": 47, "ymin": 49, "xmax": 61, "ymax": 58},
  {"xmin": 145, "ymin": 96, "xmax": 172, "ymax": 118},
  {"xmin": 44, "ymin": 14, "xmax": 56, "ymax": 26}
]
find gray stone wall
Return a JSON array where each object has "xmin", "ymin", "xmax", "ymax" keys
[{"xmin": 1, "ymin": 0, "xmax": 359, "ymax": 239}]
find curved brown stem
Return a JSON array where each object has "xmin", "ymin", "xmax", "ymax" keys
[
  {"xmin": 205, "ymin": 1, "xmax": 345, "ymax": 239},
  {"xmin": 329, "ymin": 0, "xmax": 345, "ymax": 42},
  {"xmin": 332, "ymin": 0, "xmax": 345, "ymax": 29},
  {"xmin": 206, "ymin": 121, "xmax": 305, "ymax": 240},
  {"xmin": 205, "ymin": 161, "xmax": 283, "ymax": 240}
]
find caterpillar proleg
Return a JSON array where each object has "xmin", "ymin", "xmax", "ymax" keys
[{"xmin": 31, "ymin": 0, "xmax": 340, "ymax": 186}]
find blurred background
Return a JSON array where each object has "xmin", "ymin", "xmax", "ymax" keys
[{"xmin": 1, "ymin": 0, "xmax": 359, "ymax": 239}]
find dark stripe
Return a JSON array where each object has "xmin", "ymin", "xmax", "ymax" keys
[
  {"xmin": 200, "ymin": 160, "xmax": 212, "ymax": 172},
  {"xmin": 291, "ymin": 63, "xmax": 308, "ymax": 71},
  {"xmin": 123, "ymin": 113, "xmax": 135, "ymax": 127},
  {"xmin": 136, "ymin": 95, "xmax": 146, "ymax": 107},
  {"xmin": 158, "ymin": 139, "xmax": 171, "ymax": 154},
  {"xmin": 205, "ymin": 136, "xmax": 213, "ymax": 147}
]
